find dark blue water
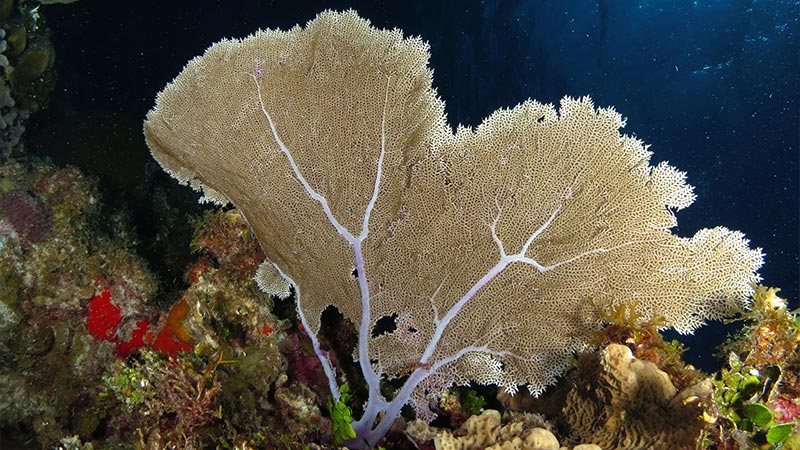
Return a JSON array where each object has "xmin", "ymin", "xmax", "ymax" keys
[{"xmin": 40, "ymin": 0, "xmax": 798, "ymax": 369}]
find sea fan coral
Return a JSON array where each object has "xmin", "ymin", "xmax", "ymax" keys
[{"xmin": 143, "ymin": 10, "xmax": 762, "ymax": 447}]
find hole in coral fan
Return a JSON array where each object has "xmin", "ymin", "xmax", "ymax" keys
[
  {"xmin": 317, "ymin": 306, "xmax": 360, "ymax": 397},
  {"xmin": 371, "ymin": 314, "xmax": 398, "ymax": 337},
  {"xmin": 351, "ymin": 268, "xmax": 358, "ymax": 278}
]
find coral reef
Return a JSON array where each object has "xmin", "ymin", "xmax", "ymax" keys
[
  {"xmin": 1, "ymin": 0, "xmax": 58, "ymax": 160},
  {"xmin": 407, "ymin": 409, "xmax": 600, "ymax": 450},
  {"xmin": 719, "ymin": 285, "xmax": 799, "ymax": 369},
  {"xmin": 0, "ymin": 162, "xmax": 793, "ymax": 450},
  {"xmin": 91, "ymin": 209, "xmax": 336, "ymax": 449},
  {"xmin": 0, "ymin": 35, "xmax": 30, "ymax": 160},
  {"xmin": 176, "ymin": 209, "xmax": 284, "ymax": 371},
  {"xmin": 704, "ymin": 285, "xmax": 799, "ymax": 448},
  {"xmin": 0, "ymin": 165, "xmax": 337, "ymax": 448},
  {"xmin": 434, "ymin": 388, "xmax": 487, "ymax": 429},
  {"xmin": 487, "ymin": 289, "xmax": 799, "ymax": 450},
  {"xmin": 0, "ymin": 188, "xmax": 52, "ymax": 243},
  {"xmin": 0, "ymin": 159, "xmax": 157, "ymax": 447},
  {"xmin": 103, "ymin": 350, "xmax": 223, "ymax": 449},
  {"xmin": 591, "ymin": 298, "xmax": 706, "ymax": 390},
  {"xmin": 0, "ymin": 9, "xmax": 793, "ymax": 450}
]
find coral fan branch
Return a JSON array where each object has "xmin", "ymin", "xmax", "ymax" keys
[
  {"xmin": 272, "ymin": 262, "xmax": 341, "ymax": 401},
  {"xmin": 251, "ymin": 74, "xmax": 356, "ymax": 243},
  {"xmin": 252, "ymin": 66, "xmax": 394, "ymax": 429}
]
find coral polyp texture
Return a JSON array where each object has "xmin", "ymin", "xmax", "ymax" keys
[{"xmin": 143, "ymin": 10, "xmax": 763, "ymax": 447}]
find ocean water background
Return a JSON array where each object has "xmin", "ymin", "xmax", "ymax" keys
[{"xmin": 36, "ymin": 0, "xmax": 798, "ymax": 369}]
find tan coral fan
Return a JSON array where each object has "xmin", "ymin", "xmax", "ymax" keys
[{"xmin": 143, "ymin": 10, "xmax": 762, "ymax": 403}]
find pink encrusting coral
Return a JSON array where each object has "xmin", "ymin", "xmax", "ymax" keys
[
  {"xmin": 0, "ymin": 189, "xmax": 53, "ymax": 243},
  {"xmin": 770, "ymin": 396, "xmax": 800, "ymax": 424},
  {"xmin": 280, "ymin": 329, "xmax": 334, "ymax": 392}
]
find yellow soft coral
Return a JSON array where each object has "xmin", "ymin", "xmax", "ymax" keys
[{"xmin": 721, "ymin": 284, "xmax": 799, "ymax": 368}]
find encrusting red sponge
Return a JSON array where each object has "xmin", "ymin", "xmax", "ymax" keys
[
  {"xmin": 86, "ymin": 285, "xmax": 121, "ymax": 341},
  {"xmin": 86, "ymin": 283, "xmax": 194, "ymax": 357}
]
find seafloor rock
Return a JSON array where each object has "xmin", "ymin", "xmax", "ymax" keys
[{"xmin": 563, "ymin": 343, "xmax": 712, "ymax": 450}]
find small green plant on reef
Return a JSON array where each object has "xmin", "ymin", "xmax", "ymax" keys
[
  {"xmin": 101, "ymin": 359, "xmax": 155, "ymax": 414},
  {"xmin": 711, "ymin": 352, "xmax": 794, "ymax": 446},
  {"xmin": 328, "ymin": 384, "xmax": 357, "ymax": 445},
  {"xmin": 460, "ymin": 388, "xmax": 486, "ymax": 416},
  {"xmin": 704, "ymin": 285, "xmax": 800, "ymax": 448}
]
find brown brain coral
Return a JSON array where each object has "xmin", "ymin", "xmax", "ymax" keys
[{"xmin": 564, "ymin": 343, "xmax": 713, "ymax": 450}]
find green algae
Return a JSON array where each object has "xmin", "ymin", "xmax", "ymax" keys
[
  {"xmin": 4, "ymin": 23, "xmax": 27, "ymax": 56},
  {"xmin": 10, "ymin": 46, "xmax": 54, "ymax": 89},
  {"xmin": 0, "ymin": 176, "xmax": 16, "ymax": 193},
  {"xmin": 0, "ymin": 0, "xmax": 13, "ymax": 21}
]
